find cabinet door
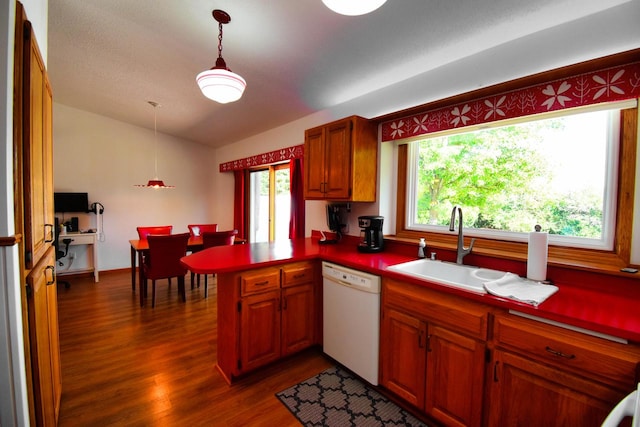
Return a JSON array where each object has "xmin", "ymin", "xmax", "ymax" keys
[
  {"xmin": 426, "ymin": 324, "xmax": 485, "ymax": 427},
  {"xmin": 380, "ymin": 307, "xmax": 427, "ymax": 408},
  {"xmin": 240, "ymin": 290, "xmax": 281, "ymax": 372},
  {"xmin": 281, "ymin": 283, "xmax": 314, "ymax": 356},
  {"xmin": 323, "ymin": 120, "xmax": 352, "ymax": 199},
  {"xmin": 26, "ymin": 247, "xmax": 61, "ymax": 426},
  {"xmin": 22, "ymin": 21, "xmax": 54, "ymax": 269},
  {"xmin": 488, "ymin": 349, "xmax": 623, "ymax": 427},
  {"xmin": 303, "ymin": 127, "xmax": 327, "ymax": 199}
]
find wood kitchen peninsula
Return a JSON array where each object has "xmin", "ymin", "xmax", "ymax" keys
[{"xmin": 181, "ymin": 237, "xmax": 640, "ymax": 425}]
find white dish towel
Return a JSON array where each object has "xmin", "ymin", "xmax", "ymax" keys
[{"xmin": 484, "ymin": 272, "xmax": 559, "ymax": 306}]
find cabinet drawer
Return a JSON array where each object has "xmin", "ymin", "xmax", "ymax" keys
[
  {"xmin": 281, "ymin": 262, "xmax": 314, "ymax": 288},
  {"xmin": 240, "ymin": 268, "xmax": 280, "ymax": 296},
  {"xmin": 493, "ymin": 314, "xmax": 640, "ymax": 390}
]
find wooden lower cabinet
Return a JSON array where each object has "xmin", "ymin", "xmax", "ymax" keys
[
  {"xmin": 426, "ymin": 325, "xmax": 485, "ymax": 427},
  {"xmin": 281, "ymin": 283, "xmax": 315, "ymax": 356},
  {"xmin": 380, "ymin": 279, "xmax": 640, "ymax": 426},
  {"xmin": 26, "ymin": 247, "xmax": 61, "ymax": 426},
  {"xmin": 488, "ymin": 312, "xmax": 640, "ymax": 427},
  {"xmin": 218, "ymin": 261, "xmax": 318, "ymax": 382},
  {"xmin": 240, "ymin": 289, "xmax": 281, "ymax": 372},
  {"xmin": 488, "ymin": 350, "xmax": 624, "ymax": 426},
  {"xmin": 381, "ymin": 307, "xmax": 426, "ymax": 407},
  {"xmin": 380, "ymin": 278, "xmax": 488, "ymax": 427}
]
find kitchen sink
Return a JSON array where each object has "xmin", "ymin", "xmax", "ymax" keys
[{"xmin": 387, "ymin": 259, "xmax": 507, "ymax": 294}]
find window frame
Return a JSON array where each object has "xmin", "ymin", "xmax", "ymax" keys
[
  {"xmin": 393, "ymin": 106, "xmax": 637, "ymax": 272},
  {"xmin": 403, "ymin": 105, "xmax": 626, "ymax": 251}
]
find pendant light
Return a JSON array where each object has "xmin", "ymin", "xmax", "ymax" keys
[
  {"xmin": 322, "ymin": 0, "xmax": 387, "ymax": 16},
  {"xmin": 135, "ymin": 101, "xmax": 175, "ymax": 189},
  {"xmin": 196, "ymin": 9, "xmax": 246, "ymax": 104}
]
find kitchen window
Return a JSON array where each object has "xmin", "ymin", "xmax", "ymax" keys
[{"xmin": 395, "ymin": 101, "xmax": 638, "ymax": 269}]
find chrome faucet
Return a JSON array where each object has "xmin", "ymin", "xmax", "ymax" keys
[{"xmin": 449, "ymin": 206, "xmax": 475, "ymax": 265}]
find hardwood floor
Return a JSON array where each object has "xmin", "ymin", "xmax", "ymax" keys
[{"xmin": 56, "ymin": 270, "xmax": 333, "ymax": 426}]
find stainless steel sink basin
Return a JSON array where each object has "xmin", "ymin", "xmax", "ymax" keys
[{"xmin": 387, "ymin": 259, "xmax": 507, "ymax": 294}]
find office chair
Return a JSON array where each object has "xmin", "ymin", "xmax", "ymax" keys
[{"xmin": 54, "ymin": 217, "xmax": 72, "ymax": 289}]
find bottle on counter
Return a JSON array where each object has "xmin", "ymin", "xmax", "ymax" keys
[{"xmin": 418, "ymin": 238, "xmax": 426, "ymax": 258}]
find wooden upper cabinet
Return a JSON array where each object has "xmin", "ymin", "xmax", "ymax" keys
[
  {"xmin": 22, "ymin": 18, "xmax": 54, "ymax": 270},
  {"xmin": 304, "ymin": 116, "xmax": 378, "ymax": 201}
]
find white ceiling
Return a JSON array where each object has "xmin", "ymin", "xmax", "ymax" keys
[{"xmin": 47, "ymin": 0, "xmax": 634, "ymax": 148}]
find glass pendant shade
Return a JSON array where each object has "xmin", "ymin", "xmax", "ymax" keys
[
  {"xmin": 322, "ymin": 0, "xmax": 387, "ymax": 16},
  {"xmin": 197, "ymin": 68, "xmax": 246, "ymax": 104},
  {"xmin": 136, "ymin": 179, "xmax": 174, "ymax": 189},
  {"xmin": 197, "ymin": 9, "xmax": 245, "ymax": 104}
]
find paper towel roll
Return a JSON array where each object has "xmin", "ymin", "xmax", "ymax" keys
[{"xmin": 527, "ymin": 231, "xmax": 548, "ymax": 281}]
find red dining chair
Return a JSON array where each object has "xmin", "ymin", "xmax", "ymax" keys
[
  {"xmin": 136, "ymin": 225, "xmax": 173, "ymax": 291},
  {"xmin": 142, "ymin": 232, "xmax": 190, "ymax": 308},
  {"xmin": 187, "ymin": 224, "xmax": 218, "ymax": 288},
  {"xmin": 137, "ymin": 225, "xmax": 172, "ymax": 240},
  {"xmin": 200, "ymin": 229, "xmax": 238, "ymax": 297},
  {"xmin": 187, "ymin": 223, "xmax": 218, "ymax": 238}
]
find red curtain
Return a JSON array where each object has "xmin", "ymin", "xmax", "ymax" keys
[
  {"xmin": 289, "ymin": 158, "xmax": 305, "ymax": 239},
  {"xmin": 233, "ymin": 169, "xmax": 247, "ymax": 240}
]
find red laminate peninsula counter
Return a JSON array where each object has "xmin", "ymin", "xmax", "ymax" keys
[{"xmin": 181, "ymin": 237, "xmax": 640, "ymax": 343}]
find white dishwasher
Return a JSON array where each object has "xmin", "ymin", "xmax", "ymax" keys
[{"xmin": 322, "ymin": 261, "xmax": 381, "ymax": 385}]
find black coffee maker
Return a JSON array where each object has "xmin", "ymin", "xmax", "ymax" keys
[{"xmin": 358, "ymin": 216, "xmax": 384, "ymax": 253}]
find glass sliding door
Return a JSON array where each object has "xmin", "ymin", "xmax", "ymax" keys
[{"xmin": 249, "ymin": 164, "xmax": 290, "ymax": 242}]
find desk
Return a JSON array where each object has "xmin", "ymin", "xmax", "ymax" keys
[{"xmin": 57, "ymin": 232, "xmax": 99, "ymax": 282}]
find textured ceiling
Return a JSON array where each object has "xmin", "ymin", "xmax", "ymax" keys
[{"xmin": 47, "ymin": 0, "xmax": 632, "ymax": 148}]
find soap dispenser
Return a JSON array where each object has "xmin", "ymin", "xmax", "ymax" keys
[{"xmin": 418, "ymin": 238, "xmax": 426, "ymax": 258}]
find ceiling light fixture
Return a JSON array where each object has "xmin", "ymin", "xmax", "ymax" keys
[
  {"xmin": 322, "ymin": 0, "xmax": 387, "ymax": 16},
  {"xmin": 196, "ymin": 9, "xmax": 246, "ymax": 104},
  {"xmin": 135, "ymin": 101, "xmax": 175, "ymax": 189}
]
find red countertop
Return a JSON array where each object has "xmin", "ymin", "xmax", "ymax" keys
[{"xmin": 181, "ymin": 237, "xmax": 640, "ymax": 343}]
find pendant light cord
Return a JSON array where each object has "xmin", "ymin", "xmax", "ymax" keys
[
  {"xmin": 154, "ymin": 105, "xmax": 158, "ymax": 179},
  {"xmin": 148, "ymin": 101, "xmax": 160, "ymax": 179}
]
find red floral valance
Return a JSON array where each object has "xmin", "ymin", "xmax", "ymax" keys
[
  {"xmin": 381, "ymin": 61, "xmax": 640, "ymax": 142},
  {"xmin": 219, "ymin": 144, "xmax": 304, "ymax": 172}
]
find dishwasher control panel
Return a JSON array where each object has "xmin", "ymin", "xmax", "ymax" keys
[{"xmin": 322, "ymin": 262, "xmax": 381, "ymax": 293}]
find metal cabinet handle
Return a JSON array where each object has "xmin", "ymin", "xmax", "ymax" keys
[
  {"xmin": 493, "ymin": 361, "xmax": 500, "ymax": 382},
  {"xmin": 44, "ymin": 223, "xmax": 54, "ymax": 243},
  {"xmin": 545, "ymin": 346, "xmax": 576, "ymax": 359},
  {"xmin": 255, "ymin": 280, "xmax": 269, "ymax": 286},
  {"xmin": 45, "ymin": 265, "xmax": 55, "ymax": 285}
]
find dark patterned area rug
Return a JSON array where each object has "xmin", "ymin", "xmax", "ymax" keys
[{"xmin": 276, "ymin": 366, "xmax": 428, "ymax": 427}]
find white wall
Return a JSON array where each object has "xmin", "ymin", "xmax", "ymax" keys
[{"xmin": 53, "ymin": 104, "xmax": 217, "ymax": 270}]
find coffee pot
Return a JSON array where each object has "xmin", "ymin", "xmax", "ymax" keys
[{"xmin": 358, "ymin": 216, "xmax": 384, "ymax": 253}]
